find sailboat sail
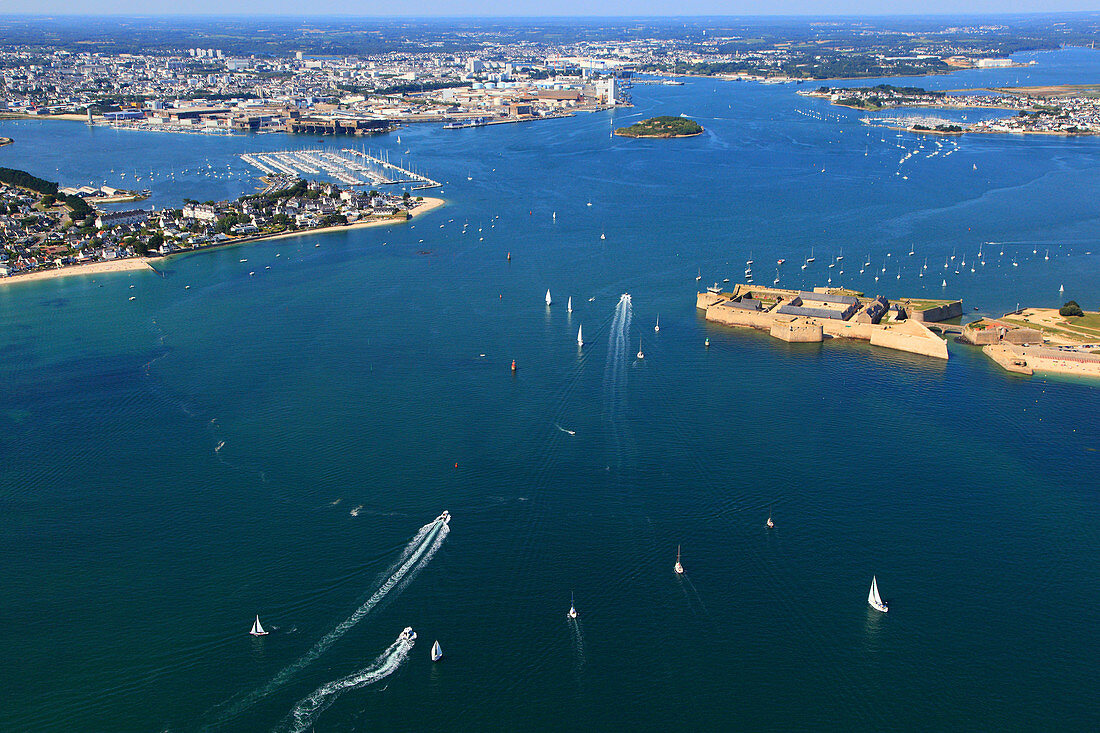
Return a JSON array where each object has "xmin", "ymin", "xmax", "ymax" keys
[
  {"xmin": 431, "ymin": 640, "xmax": 443, "ymax": 662},
  {"xmin": 868, "ymin": 575, "xmax": 887, "ymax": 611},
  {"xmin": 577, "ymin": 325, "xmax": 583, "ymax": 345},
  {"xmin": 545, "ymin": 289, "xmax": 552, "ymax": 306},
  {"xmin": 250, "ymin": 615, "xmax": 268, "ymax": 636},
  {"xmin": 567, "ymin": 296, "xmax": 572, "ymax": 313}
]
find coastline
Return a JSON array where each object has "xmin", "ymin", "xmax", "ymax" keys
[
  {"xmin": 0, "ymin": 257, "xmax": 154, "ymax": 286},
  {"xmin": 206, "ymin": 196, "xmax": 446, "ymax": 248},
  {"xmin": 614, "ymin": 129, "xmax": 704, "ymax": 138},
  {"xmin": 0, "ymin": 197, "xmax": 445, "ymax": 285}
]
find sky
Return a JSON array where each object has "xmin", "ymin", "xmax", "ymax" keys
[{"xmin": 2, "ymin": 2, "xmax": 1099, "ymax": 16}]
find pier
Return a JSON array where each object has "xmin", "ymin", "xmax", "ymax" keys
[{"xmin": 239, "ymin": 148, "xmax": 439, "ymax": 188}]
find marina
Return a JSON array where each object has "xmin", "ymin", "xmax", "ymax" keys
[{"xmin": 239, "ymin": 147, "xmax": 440, "ymax": 189}]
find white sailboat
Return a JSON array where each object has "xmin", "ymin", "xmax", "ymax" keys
[
  {"xmin": 545, "ymin": 289, "xmax": 552, "ymax": 306},
  {"xmin": 868, "ymin": 575, "xmax": 888, "ymax": 613},
  {"xmin": 577, "ymin": 324, "xmax": 584, "ymax": 346},
  {"xmin": 250, "ymin": 615, "xmax": 268, "ymax": 636},
  {"xmin": 637, "ymin": 339, "xmax": 644, "ymax": 360},
  {"xmin": 568, "ymin": 592, "xmax": 578, "ymax": 619},
  {"xmin": 431, "ymin": 640, "xmax": 443, "ymax": 662},
  {"xmin": 654, "ymin": 314, "xmax": 660, "ymax": 333},
  {"xmin": 696, "ymin": 268, "xmax": 702, "ymax": 281},
  {"xmin": 567, "ymin": 296, "xmax": 573, "ymax": 313},
  {"xmin": 674, "ymin": 545, "xmax": 684, "ymax": 575}
]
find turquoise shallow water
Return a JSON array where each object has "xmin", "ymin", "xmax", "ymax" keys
[{"xmin": 1, "ymin": 48, "xmax": 1099, "ymax": 731}]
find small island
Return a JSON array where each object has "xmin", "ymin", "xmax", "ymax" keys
[{"xmin": 614, "ymin": 116, "xmax": 703, "ymax": 138}]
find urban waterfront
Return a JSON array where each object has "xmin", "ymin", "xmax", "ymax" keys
[{"xmin": 2, "ymin": 48, "xmax": 1099, "ymax": 731}]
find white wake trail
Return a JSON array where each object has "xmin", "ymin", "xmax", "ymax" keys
[
  {"xmin": 277, "ymin": 631, "xmax": 415, "ymax": 733},
  {"xmin": 603, "ymin": 294, "xmax": 633, "ymax": 466},
  {"xmin": 203, "ymin": 515, "xmax": 449, "ymax": 729}
]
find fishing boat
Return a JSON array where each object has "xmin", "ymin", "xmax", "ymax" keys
[
  {"xmin": 868, "ymin": 576, "xmax": 888, "ymax": 613},
  {"xmin": 545, "ymin": 289, "xmax": 552, "ymax": 306},
  {"xmin": 250, "ymin": 615, "xmax": 268, "ymax": 636},
  {"xmin": 654, "ymin": 315, "xmax": 660, "ymax": 333},
  {"xmin": 567, "ymin": 296, "xmax": 573, "ymax": 313},
  {"xmin": 577, "ymin": 324, "xmax": 584, "ymax": 346},
  {"xmin": 674, "ymin": 545, "xmax": 684, "ymax": 575},
  {"xmin": 431, "ymin": 640, "xmax": 443, "ymax": 662},
  {"xmin": 568, "ymin": 592, "xmax": 578, "ymax": 619}
]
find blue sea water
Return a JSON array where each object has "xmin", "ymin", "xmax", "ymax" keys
[{"xmin": 1, "ymin": 48, "xmax": 1099, "ymax": 731}]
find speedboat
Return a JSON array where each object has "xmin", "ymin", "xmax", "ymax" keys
[
  {"xmin": 400, "ymin": 626, "xmax": 417, "ymax": 642},
  {"xmin": 437, "ymin": 510, "xmax": 451, "ymax": 525}
]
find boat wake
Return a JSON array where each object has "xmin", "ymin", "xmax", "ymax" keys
[
  {"xmin": 567, "ymin": 617, "xmax": 586, "ymax": 671},
  {"xmin": 201, "ymin": 513, "xmax": 449, "ymax": 729},
  {"xmin": 276, "ymin": 629, "xmax": 416, "ymax": 733},
  {"xmin": 603, "ymin": 293, "xmax": 634, "ymax": 469}
]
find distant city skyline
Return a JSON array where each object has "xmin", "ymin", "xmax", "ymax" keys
[{"xmin": 5, "ymin": 3, "xmax": 1100, "ymax": 16}]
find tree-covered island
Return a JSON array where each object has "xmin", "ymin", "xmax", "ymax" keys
[{"xmin": 614, "ymin": 116, "xmax": 703, "ymax": 138}]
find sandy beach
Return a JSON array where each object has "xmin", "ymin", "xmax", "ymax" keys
[
  {"xmin": 0, "ymin": 257, "xmax": 155, "ymax": 286},
  {"xmin": 0, "ymin": 197, "xmax": 445, "ymax": 287},
  {"xmin": 237, "ymin": 196, "xmax": 445, "ymax": 246}
]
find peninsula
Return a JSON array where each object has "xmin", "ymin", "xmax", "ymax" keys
[
  {"xmin": 802, "ymin": 85, "xmax": 1100, "ymax": 136},
  {"xmin": 0, "ymin": 166, "xmax": 442, "ymax": 283},
  {"xmin": 615, "ymin": 116, "xmax": 703, "ymax": 138}
]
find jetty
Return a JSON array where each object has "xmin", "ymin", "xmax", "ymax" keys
[{"xmin": 239, "ymin": 148, "xmax": 439, "ymax": 189}]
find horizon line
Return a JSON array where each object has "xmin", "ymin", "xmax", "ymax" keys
[{"xmin": 3, "ymin": 11, "xmax": 1100, "ymax": 19}]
